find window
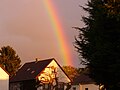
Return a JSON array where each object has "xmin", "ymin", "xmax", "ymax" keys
[
  {"xmin": 27, "ymin": 68, "xmax": 30, "ymax": 71},
  {"xmin": 45, "ymin": 84, "xmax": 48, "ymax": 89},
  {"xmin": 43, "ymin": 83, "xmax": 51, "ymax": 90},
  {"xmin": 73, "ymin": 87, "xmax": 76, "ymax": 90},
  {"xmin": 31, "ymin": 70, "xmax": 35, "ymax": 74},
  {"xmin": 58, "ymin": 82, "xmax": 64, "ymax": 90},
  {"xmin": 85, "ymin": 88, "xmax": 88, "ymax": 90}
]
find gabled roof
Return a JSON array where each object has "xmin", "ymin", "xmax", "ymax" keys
[
  {"xmin": 10, "ymin": 58, "xmax": 53, "ymax": 82},
  {"xmin": 10, "ymin": 58, "xmax": 71, "ymax": 83},
  {"xmin": 72, "ymin": 74, "xmax": 95, "ymax": 85},
  {"xmin": 0, "ymin": 65, "xmax": 9, "ymax": 76}
]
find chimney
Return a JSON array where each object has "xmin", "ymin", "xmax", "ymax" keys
[{"xmin": 35, "ymin": 58, "xmax": 39, "ymax": 63}]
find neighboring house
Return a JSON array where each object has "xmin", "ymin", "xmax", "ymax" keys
[
  {"xmin": 70, "ymin": 74, "xmax": 99, "ymax": 90},
  {"xmin": 0, "ymin": 66, "xmax": 9, "ymax": 90},
  {"xmin": 10, "ymin": 58, "xmax": 71, "ymax": 90}
]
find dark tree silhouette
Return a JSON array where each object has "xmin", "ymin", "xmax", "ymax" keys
[
  {"xmin": 0, "ymin": 46, "xmax": 21, "ymax": 77},
  {"xmin": 74, "ymin": 0, "xmax": 120, "ymax": 90}
]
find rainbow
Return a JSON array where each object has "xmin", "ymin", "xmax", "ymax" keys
[{"xmin": 43, "ymin": 1, "xmax": 73, "ymax": 66}]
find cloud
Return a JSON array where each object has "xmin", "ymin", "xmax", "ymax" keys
[{"xmin": 0, "ymin": 0, "xmax": 87, "ymax": 67}]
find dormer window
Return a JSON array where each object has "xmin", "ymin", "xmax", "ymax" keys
[
  {"xmin": 31, "ymin": 70, "xmax": 35, "ymax": 74},
  {"xmin": 27, "ymin": 68, "xmax": 31, "ymax": 71}
]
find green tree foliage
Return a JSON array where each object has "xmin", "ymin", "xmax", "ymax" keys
[
  {"xmin": 0, "ymin": 46, "xmax": 21, "ymax": 77},
  {"xmin": 74, "ymin": 0, "xmax": 120, "ymax": 89},
  {"xmin": 62, "ymin": 66, "xmax": 80, "ymax": 81}
]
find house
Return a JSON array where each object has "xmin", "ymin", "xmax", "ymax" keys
[
  {"xmin": 70, "ymin": 73, "xmax": 99, "ymax": 90},
  {"xmin": 10, "ymin": 58, "xmax": 71, "ymax": 90},
  {"xmin": 0, "ymin": 66, "xmax": 9, "ymax": 90}
]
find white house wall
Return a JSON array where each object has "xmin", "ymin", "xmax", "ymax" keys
[
  {"xmin": 47, "ymin": 59, "xmax": 71, "ymax": 83},
  {"xmin": 80, "ymin": 84, "xmax": 99, "ymax": 90},
  {"xmin": 70, "ymin": 85, "xmax": 80, "ymax": 90},
  {"xmin": 71, "ymin": 84, "xmax": 99, "ymax": 90},
  {"xmin": 37, "ymin": 59, "xmax": 71, "ymax": 90},
  {"xmin": 38, "ymin": 59, "xmax": 70, "ymax": 83},
  {"xmin": 0, "ymin": 67, "xmax": 9, "ymax": 90}
]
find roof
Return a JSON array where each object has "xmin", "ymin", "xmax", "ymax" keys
[
  {"xmin": 72, "ymin": 74, "xmax": 95, "ymax": 85},
  {"xmin": 0, "ymin": 65, "xmax": 9, "ymax": 75},
  {"xmin": 10, "ymin": 58, "xmax": 53, "ymax": 82}
]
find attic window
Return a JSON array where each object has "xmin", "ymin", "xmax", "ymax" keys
[
  {"xmin": 73, "ymin": 87, "xmax": 76, "ymax": 90},
  {"xmin": 27, "ymin": 68, "xmax": 31, "ymax": 71},
  {"xmin": 31, "ymin": 70, "xmax": 35, "ymax": 74},
  {"xmin": 85, "ymin": 88, "xmax": 88, "ymax": 90}
]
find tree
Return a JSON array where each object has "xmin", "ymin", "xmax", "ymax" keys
[
  {"xmin": 74, "ymin": 0, "xmax": 120, "ymax": 90},
  {"xmin": 62, "ymin": 66, "xmax": 80, "ymax": 81},
  {"xmin": 0, "ymin": 46, "xmax": 21, "ymax": 77},
  {"xmin": 36, "ymin": 66, "xmax": 72, "ymax": 90},
  {"xmin": 36, "ymin": 66, "xmax": 58, "ymax": 90}
]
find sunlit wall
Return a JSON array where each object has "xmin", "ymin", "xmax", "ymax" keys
[{"xmin": 0, "ymin": 67, "xmax": 9, "ymax": 90}]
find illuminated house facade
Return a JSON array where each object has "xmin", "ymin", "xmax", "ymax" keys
[
  {"xmin": 0, "ymin": 66, "xmax": 9, "ymax": 90},
  {"xmin": 10, "ymin": 58, "xmax": 71, "ymax": 90}
]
